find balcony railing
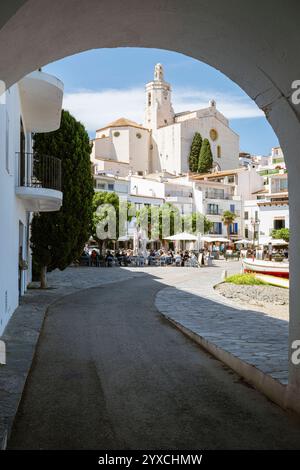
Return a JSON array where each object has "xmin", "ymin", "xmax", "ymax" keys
[
  {"xmin": 166, "ymin": 190, "xmax": 192, "ymax": 198},
  {"xmin": 205, "ymin": 191, "xmax": 233, "ymax": 200},
  {"xmin": 207, "ymin": 210, "xmax": 221, "ymax": 215},
  {"xmin": 206, "ymin": 209, "xmax": 241, "ymax": 217},
  {"xmin": 17, "ymin": 152, "xmax": 62, "ymax": 191}
]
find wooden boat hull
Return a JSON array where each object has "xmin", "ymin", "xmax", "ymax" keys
[{"xmin": 242, "ymin": 258, "xmax": 289, "ymax": 279}]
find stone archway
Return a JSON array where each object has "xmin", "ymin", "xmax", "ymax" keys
[{"xmin": 1, "ymin": 0, "xmax": 300, "ymax": 411}]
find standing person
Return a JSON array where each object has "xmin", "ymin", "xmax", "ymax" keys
[
  {"xmin": 181, "ymin": 250, "xmax": 189, "ymax": 267},
  {"xmin": 198, "ymin": 248, "xmax": 205, "ymax": 266},
  {"xmin": 91, "ymin": 249, "xmax": 97, "ymax": 267}
]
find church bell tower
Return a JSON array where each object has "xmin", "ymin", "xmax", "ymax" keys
[{"xmin": 144, "ymin": 63, "xmax": 175, "ymax": 130}]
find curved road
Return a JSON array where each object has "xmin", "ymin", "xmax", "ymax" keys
[{"xmin": 8, "ymin": 274, "xmax": 300, "ymax": 449}]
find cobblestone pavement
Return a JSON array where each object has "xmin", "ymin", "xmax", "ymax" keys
[{"xmin": 155, "ymin": 262, "xmax": 289, "ymax": 385}]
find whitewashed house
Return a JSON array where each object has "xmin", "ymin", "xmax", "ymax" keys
[
  {"xmin": 190, "ymin": 166, "xmax": 263, "ymax": 239},
  {"xmin": 244, "ymin": 170, "xmax": 289, "ymax": 241},
  {"xmin": 0, "ymin": 71, "xmax": 63, "ymax": 335}
]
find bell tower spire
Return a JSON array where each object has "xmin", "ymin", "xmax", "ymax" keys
[
  {"xmin": 154, "ymin": 63, "xmax": 164, "ymax": 81},
  {"xmin": 144, "ymin": 63, "xmax": 174, "ymax": 130}
]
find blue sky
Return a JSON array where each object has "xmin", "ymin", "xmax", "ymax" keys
[{"xmin": 44, "ymin": 48, "xmax": 278, "ymax": 155}]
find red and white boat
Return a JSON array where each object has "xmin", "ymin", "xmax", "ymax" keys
[{"xmin": 242, "ymin": 258, "xmax": 289, "ymax": 279}]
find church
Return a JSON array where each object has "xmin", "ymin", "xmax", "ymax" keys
[{"xmin": 91, "ymin": 64, "xmax": 239, "ymax": 176}]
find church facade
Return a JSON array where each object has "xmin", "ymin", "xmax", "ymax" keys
[{"xmin": 91, "ymin": 63, "xmax": 240, "ymax": 177}]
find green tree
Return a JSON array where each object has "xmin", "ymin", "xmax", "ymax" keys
[
  {"xmin": 271, "ymin": 227, "xmax": 289, "ymax": 242},
  {"xmin": 137, "ymin": 203, "xmax": 181, "ymax": 241},
  {"xmin": 188, "ymin": 132, "xmax": 202, "ymax": 172},
  {"xmin": 31, "ymin": 110, "xmax": 94, "ymax": 287},
  {"xmin": 91, "ymin": 191, "xmax": 134, "ymax": 253},
  {"xmin": 182, "ymin": 212, "xmax": 213, "ymax": 234},
  {"xmin": 198, "ymin": 138, "xmax": 213, "ymax": 173},
  {"xmin": 221, "ymin": 210, "xmax": 236, "ymax": 240}
]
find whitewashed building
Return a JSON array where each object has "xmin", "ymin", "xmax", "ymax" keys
[
  {"xmin": 0, "ymin": 71, "xmax": 63, "ymax": 335},
  {"xmin": 244, "ymin": 169, "xmax": 289, "ymax": 241},
  {"xmin": 91, "ymin": 117, "xmax": 150, "ymax": 177},
  {"xmin": 146, "ymin": 64, "xmax": 239, "ymax": 174},
  {"xmin": 91, "ymin": 64, "xmax": 239, "ymax": 177},
  {"xmin": 93, "ymin": 165, "xmax": 265, "ymax": 241},
  {"xmin": 190, "ymin": 166, "xmax": 263, "ymax": 238}
]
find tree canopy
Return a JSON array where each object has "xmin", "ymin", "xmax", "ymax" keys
[
  {"xmin": 221, "ymin": 210, "xmax": 236, "ymax": 239},
  {"xmin": 188, "ymin": 132, "xmax": 202, "ymax": 172},
  {"xmin": 91, "ymin": 191, "xmax": 134, "ymax": 251},
  {"xmin": 31, "ymin": 110, "xmax": 94, "ymax": 287},
  {"xmin": 198, "ymin": 138, "xmax": 213, "ymax": 173},
  {"xmin": 271, "ymin": 227, "xmax": 289, "ymax": 241}
]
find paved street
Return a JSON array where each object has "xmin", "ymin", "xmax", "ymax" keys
[
  {"xmin": 156, "ymin": 267, "xmax": 289, "ymax": 385},
  {"xmin": 8, "ymin": 268, "xmax": 300, "ymax": 449}
]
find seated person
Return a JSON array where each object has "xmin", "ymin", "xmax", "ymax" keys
[{"xmin": 105, "ymin": 250, "xmax": 114, "ymax": 267}]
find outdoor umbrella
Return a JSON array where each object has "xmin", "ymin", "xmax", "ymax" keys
[
  {"xmin": 270, "ymin": 238, "xmax": 289, "ymax": 246},
  {"xmin": 164, "ymin": 232, "xmax": 198, "ymax": 241},
  {"xmin": 201, "ymin": 236, "xmax": 230, "ymax": 243}
]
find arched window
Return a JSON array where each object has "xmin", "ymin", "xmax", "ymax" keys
[
  {"xmin": 217, "ymin": 145, "xmax": 221, "ymax": 158},
  {"xmin": 148, "ymin": 92, "xmax": 151, "ymax": 106}
]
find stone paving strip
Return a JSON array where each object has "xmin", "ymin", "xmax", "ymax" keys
[
  {"xmin": 155, "ymin": 266, "xmax": 290, "ymax": 412},
  {"xmin": 0, "ymin": 267, "xmax": 143, "ymax": 449}
]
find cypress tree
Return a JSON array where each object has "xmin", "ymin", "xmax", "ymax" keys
[
  {"xmin": 198, "ymin": 138, "xmax": 213, "ymax": 173},
  {"xmin": 31, "ymin": 110, "xmax": 94, "ymax": 287},
  {"xmin": 188, "ymin": 132, "xmax": 202, "ymax": 172}
]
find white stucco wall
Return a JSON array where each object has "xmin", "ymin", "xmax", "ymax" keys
[
  {"xmin": 236, "ymin": 167, "xmax": 264, "ymax": 200},
  {"xmin": 244, "ymin": 200, "xmax": 289, "ymax": 239},
  {"xmin": 0, "ymin": 85, "xmax": 30, "ymax": 335},
  {"xmin": 179, "ymin": 114, "xmax": 239, "ymax": 172},
  {"xmin": 151, "ymin": 123, "xmax": 182, "ymax": 174},
  {"xmin": 128, "ymin": 127, "xmax": 150, "ymax": 173},
  {"xmin": 92, "ymin": 126, "xmax": 150, "ymax": 174},
  {"xmin": 129, "ymin": 176, "xmax": 165, "ymax": 199}
]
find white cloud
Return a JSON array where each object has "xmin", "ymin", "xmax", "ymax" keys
[{"xmin": 63, "ymin": 86, "xmax": 263, "ymax": 133}]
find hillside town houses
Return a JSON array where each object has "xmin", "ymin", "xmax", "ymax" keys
[
  {"xmin": 0, "ymin": 63, "xmax": 289, "ymax": 336},
  {"xmin": 91, "ymin": 64, "xmax": 289, "ymax": 243}
]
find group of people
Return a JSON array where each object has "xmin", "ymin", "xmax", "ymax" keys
[
  {"xmin": 147, "ymin": 249, "xmax": 203, "ymax": 267},
  {"xmin": 82, "ymin": 246, "xmax": 207, "ymax": 268}
]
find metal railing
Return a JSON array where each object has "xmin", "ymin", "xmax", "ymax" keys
[
  {"xmin": 165, "ymin": 190, "xmax": 193, "ymax": 198},
  {"xmin": 206, "ymin": 209, "xmax": 241, "ymax": 217},
  {"xmin": 205, "ymin": 190, "xmax": 233, "ymax": 200},
  {"xmin": 17, "ymin": 152, "xmax": 61, "ymax": 191}
]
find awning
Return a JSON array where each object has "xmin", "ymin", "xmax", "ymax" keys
[{"xmin": 18, "ymin": 71, "xmax": 63, "ymax": 132}]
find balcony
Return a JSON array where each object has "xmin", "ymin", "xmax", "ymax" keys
[
  {"xmin": 206, "ymin": 209, "xmax": 241, "ymax": 217},
  {"xmin": 205, "ymin": 191, "xmax": 233, "ymax": 200},
  {"xmin": 16, "ymin": 153, "xmax": 63, "ymax": 212},
  {"xmin": 18, "ymin": 71, "xmax": 63, "ymax": 132},
  {"xmin": 165, "ymin": 190, "xmax": 193, "ymax": 204}
]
